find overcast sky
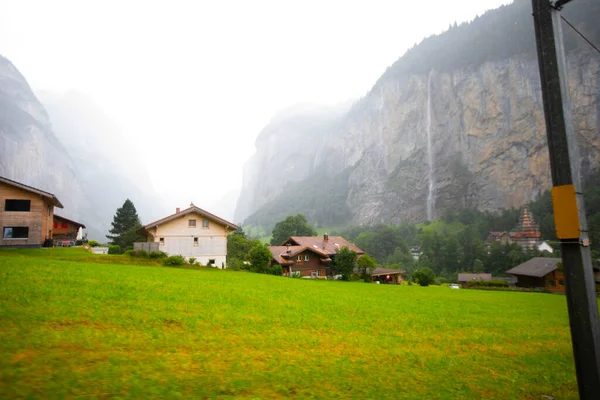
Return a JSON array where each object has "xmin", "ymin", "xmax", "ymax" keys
[{"xmin": 0, "ymin": 0, "xmax": 511, "ymax": 217}]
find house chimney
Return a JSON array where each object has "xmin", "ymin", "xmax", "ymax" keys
[
  {"xmin": 324, "ymin": 233, "xmax": 329, "ymax": 241},
  {"xmin": 176, "ymin": 207, "xmax": 180, "ymax": 213}
]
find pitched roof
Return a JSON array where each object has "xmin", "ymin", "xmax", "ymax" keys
[
  {"xmin": 0, "ymin": 175, "xmax": 63, "ymax": 208},
  {"xmin": 141, "ymin": 205, "xmax": 239, "ymax": 231},
  {"xmin": 283, "ymin": 235, "xmax": 364, "ymax": 256},
  {"xmin": 457, "ymin": 273, "xmax": 492, "ymax": 282},
  {"xmin": 54, "ymin": 214, "xmax": 86, "ymax": 229},
  {"xmin": 268, "ymin": 245, "xmax": 331, "ymax": 265},
  {"xmin": 505, "ymin": 257, "xmax": 561, "ymax": 278},
  {"xmin": 370, "ymin": 267, "xmax": 406, "ymax": 277}
]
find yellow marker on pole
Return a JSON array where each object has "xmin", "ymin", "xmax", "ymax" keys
[{"xmin": 551, "ymin": 184, "xmax": 580, "ymax": 239}]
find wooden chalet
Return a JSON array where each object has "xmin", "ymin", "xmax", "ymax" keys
[
  {"xmin": 53, "ymin": 214, "xmax": 86, "ymax": 240},
  {"xmin": 506, "ymin": 257, "xmax": 564, "ymax": 292},
  {"xmin": 269, "ymin": 234, "xmax": 365, "ymax": 278},
  {"xmin": 370, "ymin": 268, "xmax": 407, "ymax": 284},
  {"xmin": 0, "ymin": 176, "xmax": 63, "ymax": 247}
]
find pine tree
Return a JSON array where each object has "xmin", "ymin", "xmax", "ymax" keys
[{"xmin": 106, "ymin": 199, "xmax": 144, "ymax": 249}]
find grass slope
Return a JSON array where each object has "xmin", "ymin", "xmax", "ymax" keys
[{"xmin": 0, "ymin": 248, "xmax": 578, "ymax": 399}]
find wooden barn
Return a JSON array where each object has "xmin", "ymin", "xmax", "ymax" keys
[{"xmin": 0, "ymin": 176, "xmax": 63, "ymax": 247}]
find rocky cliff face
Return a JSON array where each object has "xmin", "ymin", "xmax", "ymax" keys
[
  {"xmin": 321, "ymin": 49, "xmax": 600, "ymax": 225},
  {"xmin": 0, "ymin": 56, "xmax": 163, "ymax": 239},
  {"xmin": 234, "ymin": 103, "xmax": 350, "ymax": 223},
  {"xmin": 0, "ymin": 55, "xmax": 103, "ymax": 237},
  {"xmin": 237, "ymin": 48, "xmax": 600, "ymax": 229}
]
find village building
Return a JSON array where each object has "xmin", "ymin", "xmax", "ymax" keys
[
  {"xmin": 369, "ymin": 267, "xmax": 407, "ymax": 284},
  {"xmin": 138, "ymin": 204, "xmax": 239, "ymax": 268},
  {"xmin": 269, "ymin": 234, "xmax": 365, "ymax": 278},
  {"xmin": 53, "ymin": 214, "xmax": 86, "ymax": 241},
  {"xmin": 505, "ymin": 257, "xmax": 564, "ymax": 292},
  {"xmin": 487, "ymin": 206, "xmax": 543, "ymax": 250},
  {"xmin": 457, "ymin": 273, "xmax": 492, "ymax": 288},
  {"xmin": 0, "ymin": 176, "xmax": 63, "ymax": 247}
]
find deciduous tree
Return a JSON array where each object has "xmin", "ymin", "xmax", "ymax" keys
[{"xmin": 270, "ymin": 214, "xmax": 317, "ymax": 245}]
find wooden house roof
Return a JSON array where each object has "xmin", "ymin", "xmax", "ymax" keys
[
  {"xmin": 457, "ymin": 273, "xmax": 492, "ymax": 282},
  {"xmin": 505, "ymin": 257, "xmax": 561, "ymax": 278},
  {"xmin": 140, "ymin": 204, "xmax": 239, "ymax": 233},
  {"xmin": 282, "ymin": 235, "xmax": 364, "ymax": 256},
  {"xmin": 54, "ymin": 214, "xmax": 86, "ymax": 229},
  {"xmin": 0, "ymin": 175, "xmax": 63, "ymax": 208}
]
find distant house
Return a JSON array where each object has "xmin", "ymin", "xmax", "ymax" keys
[
  {"xmin": 138, "ymin": 204, "xmax": 239, "ymax": 267},
  {"xmin": 269, "ymin": 234, "xmax": 365, "ymax": 278},
  {"xmin": 53, "ymin": 214, "xmax": 86, "ymax": 240},
  {"xmin": 457, "ymin": 273, "xmax": 492, "ymax": 288},
  {"xmin": 0, "ymin": 176, "xmax": 63, "ymax": 247},
  {"xmin": 369, "ymin": 267, "xmax": 407, "ymax": 284},
  {"xmin": 505, "ymin": 257, "xmax": 563, "ymax": 292}
]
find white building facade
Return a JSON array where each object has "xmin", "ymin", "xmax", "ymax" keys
[{"xmin": 139, "ymin": 205, "xmax": 239, "ymax": 268}]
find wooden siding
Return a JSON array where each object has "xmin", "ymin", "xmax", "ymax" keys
[
  {"xmin": 53, "ymin": 217, "xmax": 79, "ymax": 239},
  {"xmin": 515, "ymin": 269, "xmax": 566, "ymax": 292},
  {"xmin": 0, "ymin": 181, "xmax": 54, "ymax": 246},
  {"xmin": 284, "ymin": 250, "xmax": 327, "ymax": 277}
]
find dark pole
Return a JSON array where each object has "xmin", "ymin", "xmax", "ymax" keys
[{"xmin": 531, "ymin": 0, "xmax": 600, "ymax": 398}]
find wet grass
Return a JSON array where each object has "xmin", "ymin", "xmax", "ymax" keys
[{"xmin": 0, "ymin": 248, "xmax": 579, "ymax": 399}]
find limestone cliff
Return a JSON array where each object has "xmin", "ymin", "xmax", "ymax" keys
[{"xmin": 236, "ymin": 0, "xmax": 600, "ymax": 230}]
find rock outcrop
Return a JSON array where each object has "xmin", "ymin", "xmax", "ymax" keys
[{"xmin": 236, "ymin": 0, "xmax": 600, "ymax": 230}]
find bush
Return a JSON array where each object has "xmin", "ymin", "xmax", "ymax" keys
[
  {"xmin": 467, "ymin": 279, "xmax": 509, "ymax": 288},
  {"xmin": 266, "ymin": 265, "xmax": 283, "ymax": 276},
  {"xmin": 412, "ymin": 267, "xmax": 436, "ymax": 286},
  {"xmin": 108, "ymin": 245, "xmax": 122, "ymax": 254},
  {"xmin": 162, "ymin": 255, "xmax": 186, "ymax": 266},
  {"xmin": 188, "ymin": 257, "xmax": 196, "ymax": 265},
  {"xmin": 150, "ymin": 251, "xmax": 167, "ymax": 259},
  {"xmin": 124, "ymin": 249, "xmax": 134, "ymax": 257},
  {"xmin": 135, "ymin": 249, "xmax": 150, "ymax": 258},
  {"xmin": 88, "ymin": 240, "xmax": 99, "ymax": 247},
  {"xmin": 290, "ymin": 271, "xmax": 301, "ymax": 278}
]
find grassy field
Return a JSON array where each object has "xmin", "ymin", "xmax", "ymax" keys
[{"xmin": 0, "ymin": 248, "xmax": 579, "ymax": 399}]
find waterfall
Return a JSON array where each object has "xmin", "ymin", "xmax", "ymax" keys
[{"xmin": 426, "ymin": 69, "xmax": 435, "ymax": 221}]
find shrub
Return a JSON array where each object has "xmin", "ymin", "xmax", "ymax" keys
[
  {"xmin": 412, "ymin": 267, "xmax": 436, "ymax": 286},
  {"xmin": 88, "ymin": 240, "xmax": 99, "ymax": 247},
  {"xmin": 266, "ymin": 265, "xmax": 283, "ymax": 276},
  {"xmin": 162, "ymin": 255, "xmax": 185, "ymax": 266},
  {"xmin": 290, "ymin": 271, "xmax": 301, "ymax": 278},
  {"xmin": 124, "ymin": 249, "xmax": 135, "ymax": 257},
  {"xmin": 467, "ymin": 279, "xmax": 509, "ymax": 288},
  {"xmin": 135, "ymin": 249, "xmax": 150, "ymax": 258},
  {"xmin": 188, "ymin": 257, "xmax": 196, "ymax": 265},
  {"xmin": 150, "ymin": 251, "xmax": 167, "ymax": 259},
  {"xmin": 108, "ymin": 245, "xmax": 122, "ymax": 254},
  {"xmin": 227, "ymin": 259, "xmax": 243, "ymax": 270}
]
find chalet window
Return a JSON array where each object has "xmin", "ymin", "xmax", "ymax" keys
[
  {"xmin": 159, "ymin": 237, "xmax": 164, "ymax": 245},
  {"xmin": 5, "ymin": 200, "xmax": 31, "ymax": 212},
  {"xmin": 304, "ymin": 255, "xmax": 309, "ymax": 261},
  {"xmin": 47, "ymin": 206, "xmax": 51, "ymax": 217},
  {"xmin": 202, "ymin": 219, "xmax": 209, "ymax": 228},
  {"xmin": 189, "ymin": 219, "xmax": 196, "ymax": 227},
  {"xmin": 559, "ymin": 280, "xmax": 564, "ymax": 285},
  {"xmin": 3, "ymin": 227, "xmax": 29, "ymax": 239},
  {"xmin": 297, "ymin": 255, "xmax": 302, "ymax": 261},
  {"xmin": 54, "ymin": 222, "xmax": 58, "ymax": 229},
  {"xmin": 61, "ymin": 223, "xmax": 68, "ymax": 229},
  {"xmin": 193, "ymin": 237, "xmax": 199, "ymax": 246}
]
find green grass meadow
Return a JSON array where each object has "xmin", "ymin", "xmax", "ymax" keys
[{"xmin": 0, "ymin": 248, "xmax": 580, "ymax": 399}]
